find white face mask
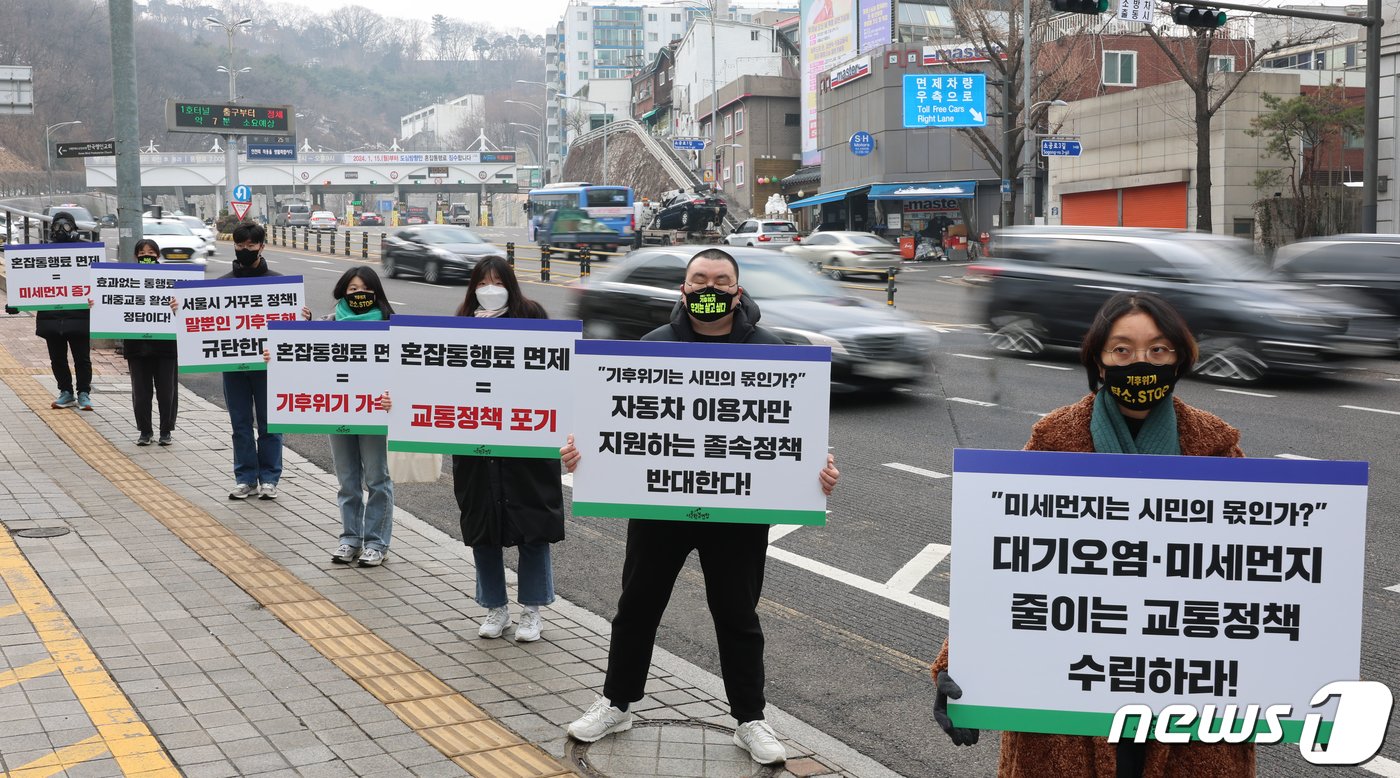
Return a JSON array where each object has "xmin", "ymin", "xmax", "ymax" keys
[{"xmin": 476, "ymin": 284, "xmax": 509, "ymax": 311}]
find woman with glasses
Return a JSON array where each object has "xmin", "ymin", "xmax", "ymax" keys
[{"xmin": 931, "ymin": 291, "xmax": 1251, "ymax": 778}]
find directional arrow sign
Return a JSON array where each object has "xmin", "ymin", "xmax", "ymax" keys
[
  {"xmin": 232, "ymin": 184, "xmax": 251, "ymax": 203},
  {"xmin": 902, "ymin": 73, "xmax": 988, "ymax": 129},
  {"xmin": 1040, "ymin": 139, "xmax": 1083, "ymax": 157}
]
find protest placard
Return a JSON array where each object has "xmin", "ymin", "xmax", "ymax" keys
[
  {"xmin": 570, "ymin": 340, "xmax": 832, "ymax": 525},
  {"xmin": 266, "ymin": 320, "xmax": 392, "ymax": 434},
  {"xmin": 89, "ymin": 263, "xmax": 205, "ymax": 340},
  {"xmin": 948, "ymin": 449, "xmax": 1368, "ymax": 741},
  {"xmin": 385, "ymin": 315, "xmax": 580, "ymax": 458},
  {"xmin": 3, "ymin": 242, "xmax": 101, "ymax": 311},
  {"xmin": 173, "ymin": 276, "xmax": 304, "ymax": 373}
]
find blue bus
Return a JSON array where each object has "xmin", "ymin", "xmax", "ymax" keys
[{"xmin": 526, "ymin": 183, "xmax": 634, "ymax": 240}]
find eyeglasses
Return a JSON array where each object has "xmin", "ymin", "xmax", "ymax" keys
[{"xmin": 1102, "ymin": 346, "xmax": 1177, "ymax": 366}]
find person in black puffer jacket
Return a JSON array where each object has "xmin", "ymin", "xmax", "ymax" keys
[
  {"xmin": 37, "ymin": 212, "xmax": 94, "ymax": 411},
  {"xmin": 125, "ymin": 239, "xmax": 179, "ymax": 446}
]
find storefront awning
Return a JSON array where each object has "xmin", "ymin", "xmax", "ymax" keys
[
  {"xmin": 787, "ymin": 185, "xmax": 871, "ymax": 209},
  {"xmin": 640, "ymin": 108, "xmax": 659, "ymax": 121},
  {"xmin": 868, "ymin": 181, "xmax": 978, "ymax": 199}
]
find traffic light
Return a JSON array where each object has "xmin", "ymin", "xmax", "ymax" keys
[
  {"xmin": 1051, "ymin": 0, "xmax": 1107, "ymax": 14},
  {"xmin": 1172, "ymin": 6, "xmax": 1227, "ymax": 28}
]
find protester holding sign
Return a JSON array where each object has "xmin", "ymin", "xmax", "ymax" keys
[
  {"xmin": 125, "ymin": 239, "xmax": 180, "ymax": 445},
  {"xmin": 563, "ymin": 249, "xmax": 840, "ymax": 766},
  {"xmin": 445, "ymin": 257, "xmax": 564, "ymax": 643},
  {"xmin": 35, "ymin": 212, "xmax": 94, "ymax": 411},
  {"xmin": 931, "ymin": 291, "xmax": 1252, "ymax": 777}
]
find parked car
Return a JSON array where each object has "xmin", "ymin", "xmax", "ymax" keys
[
  {"xmin": 725, "ymin": 219, "xmax": 802, "ymax": 249},
  {"xmin": 274, "ymin": 203, "xmax": 311, "ymax": 227},
  {"xmin": 974, "ymin": 226, "xmax": 1396, "ymax": 383},
  {"xmin": 381, "ymin": 225, "xmax": 505, "ymax": 284},
  {"xmin": 651, "ymin": 189, "xmax": 727, "ymax": 231},
  {"xmin": 569, "ymin": 246, "xmax": 937, "ymax": 391},
  {"xmin": 781, "ymin": 231, "xmax": 901, "ymax": 279},
  {"xmin": 358, "ymin": 211, "xmax": 384, "ymax": 227},
  {"xmin": 537, "ymin": 208, "xmax": 624, "ymax": 257},
  {"xmin": 44, "ymin": 205, "xmax": 100, "ymax": 241},
  {"xmin": 141, "ymin": 218, "xmax": 212, "ymax": 265},
  {"xmin": 308, "ymin": 211, "xmax": 338, "ymax": 233}
]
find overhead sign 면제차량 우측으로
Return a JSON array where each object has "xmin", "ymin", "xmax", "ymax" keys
[{"xmin": 903, "ymin": 73, "xmax": 987, "ymax": 128}]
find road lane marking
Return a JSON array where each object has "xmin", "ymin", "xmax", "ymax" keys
[
  {"xmin": 765, "ymin": 546, "xmax": 949, "ymax": 620},
  {"xmin": 561, "ymin": 473, "xmax": 573, "ymax": 489},
  {"xmin": 301, "ymin": 258, "xmax": 331, "ymax": 264},
  {"xmin": 1387, "ymin": 378, "xmax": 1400, "ymax": 382},
  {"xmin": 769, "ymin": 524, "xmax": 802, "ymax": 543},
  {"xmin": 952, "ymin": 353, "xmax": 993, "ymax": 360},
  {"xmin": 1341, "ymin": 404, "xmax": 1400, "ymax": 416},
  {"xmin": 884, "ymin": 462, "xmax": 950, "ymax": 479},
  {"xmin": 1386, "ymin": 584, "xmax": 1400, "ymax": 595},
  {"xmin": 1275, "ymin": 454, "xmax": 1318, "ymax": 460},
  {"xmin": 1363, "ymin": 755, "xmax": 1400, "ymax": 777},
  {"xmin": 885, "ymin": 543, "xmax": 952, "ymax": 593},
  {"xmin": 389, "ymin": 300, "xmax": 406, "ymax": 306},
  {"xmin": 312, "ymin": 266, "xmax": 341, "ymax": 273},
  {"xmin": 410, "ymin": 282, "xmax": 439, "ymax": 288},
  {"xmin": 1028, "ymin": 363, "xmax": 1072, "ymax": 371},
  {"xmin": 948, "ymin": 397, "xmax": 997, "ymax": 407},
  {"xmin": 1216, "ymin": 388, "xmax": 1276, "ymax": 398}
]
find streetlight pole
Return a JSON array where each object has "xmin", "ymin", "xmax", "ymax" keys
[
  {"xmin": 509, "ymin": 122, "xmax": 544, "ymax": 187},
  {"xmin": 44, "ymin": 120, "xmax": 82, "ymax": 207},
  {"xmin": 206, "ymin": 16, "xmax": 252, "ymax": 215},
  {"xmin": 517, "ymin": 80, "xmax": 560, "ymax": 184},
  {"xmin": 1022, "ymin": 99, "xmax": 1066, "ymax": 225},
  {"xmin": 561, "ymin": 96, "xmax": 610, "ymax": 185}
]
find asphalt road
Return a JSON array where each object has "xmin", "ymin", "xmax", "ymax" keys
[{"xmin": 144, "ymin": 230, "xmax": 1400, "ymax": 777}]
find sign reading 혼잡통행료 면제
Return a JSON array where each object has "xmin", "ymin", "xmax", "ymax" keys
[
  {"xmin": 570, "ymin": 340, "xmax": 832, "ymax": 526},
  {"xmin": 385, "ymin": 315, "xmax": 580, "ymax": 459},
  {"xmin": 946, "ymin": 449, "xmax": 1368, "ymax": 742},
  {"xmin": 3, "ymin": 242, "xmax": 101, "ymax": 311},
  {"xmin": 266, "ymin": 320, "xmax": 392, "ymax": 435},
  {"xmin": 89, "ymin": 263, "xmax": 205, "ymax": 340},
  {"xmin": 173, "ymin": 276, "xmax": 305, "ymax": 374}
]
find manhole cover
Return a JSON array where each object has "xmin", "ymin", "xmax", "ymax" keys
[
  {"xmin": 567, "ymin": 719, "xmax": 781, "ymax": 778},
  {"xmin": 14, "ymin": 527, "xmax": 71, "ymax": 538}
]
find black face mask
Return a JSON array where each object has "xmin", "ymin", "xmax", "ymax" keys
[
  {"xmin": 1102, "ymin": 362, "xmax": 1177, "ymax": 412},
  {"xmin": 232, "ymin": 248, "xmax": 263, "ymax": 276},
  {"xmin": 684, "ymin": 286, "xmax": 735, "ymax": 323},
  {"xmin": 344, "ymin": 290, "xmax": 376, "ymax": 312}
]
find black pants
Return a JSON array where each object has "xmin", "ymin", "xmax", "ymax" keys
[
  {"xmin": 44, "ymin": 332, "xmax": 90, "ymax": 394},
  {"xmin": 127, "ymin": 355, "xmax": 178, "ymax": 436},
  {"xmin": 603, "ymin": 520, "xmax": 769, "ymax": 723}
]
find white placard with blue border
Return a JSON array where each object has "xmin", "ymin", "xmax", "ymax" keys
[
  {"xmin": 266, "ymin": 320, "xmax": 392, "ymax": 435},
  {"xmin": 385, "ymin": 315, "xmax": 580, "ymax": 459},
  {"xmin": 571, "ymin": 340, "xmax": 832, "ymax": 525},
  {"xmin": 4, "ymin": 242, "xmax": 102, "ymax": 311},
  {"xmin": 948, "ymin": 448, "xmax": 1367, "ymax": 742},
  {"xmin": 903, "ymin": 73, "xmax": 987, "ymax": 128},
  {"xmin": 90, "ymin": 262, "xmax": 205, "ymax": 340},
  {"xmin": 173, "ymin": 276, "xmax": 305, "ymax": 373}
]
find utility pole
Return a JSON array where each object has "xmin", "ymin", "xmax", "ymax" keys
[
  {"xmin": 1020, "ymin": 0, "xmax": 1034, "ymax": 224},
  {"xmin": 1000, "ymin": 75, "xmax": 1015, "ymax": 229},
  {"xmin": 207, "ymin": 16, "xmax": 252, "ymax": 216},
  {"xmin": 108, "ymin": 0, "xmax": 141, "ymax": 259}
]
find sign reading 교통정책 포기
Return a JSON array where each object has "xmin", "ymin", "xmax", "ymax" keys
[
  {"xmin": 173, "ymin": 276, "xmax": 305, "ymax": 373},
  {"xmin": 946, "ymin": 449, "xmax": 1368, "ymax": 742},
  {"xmin": 4, "ymin": 242, "xmax": 101, "ymax": 311},
  {"xmin": 265, "ymin": 320, "xmax": 392, "ymax": 435}
]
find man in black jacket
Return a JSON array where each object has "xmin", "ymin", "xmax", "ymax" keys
[
  {"xmin": 562, "ymin": 248, "xmax": 840, "ymax": 765},
  {"xmin": 221, "ymin": 223, "xmax": 284, "ymax": 501},
  {"xmin": 37, "ymin": 212, "xmax": 94, "ymax": 410}
]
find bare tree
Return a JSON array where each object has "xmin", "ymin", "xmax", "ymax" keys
[{"xmin": 326, "ymin": 6, "xmax": 386, "ymax": 54}]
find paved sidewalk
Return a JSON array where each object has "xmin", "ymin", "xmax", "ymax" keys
[{"xmin": 0, "ymin": 311, "xmax": 898, "ymax": 778}]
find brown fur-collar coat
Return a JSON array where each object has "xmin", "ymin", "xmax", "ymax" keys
[{"xmin": 932, "ymin": 393, "xmax": 1253, "ymax": 778}]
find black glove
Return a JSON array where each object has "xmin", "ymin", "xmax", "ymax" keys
[
  {"xmin": 934, "ymin": 671, "xmax": 980, "ymax": 746},
  {"xmin": 4, "ymin": 306, "xmax": 17, "ymax": 315}
]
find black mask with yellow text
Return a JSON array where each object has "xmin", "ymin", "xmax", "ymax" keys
[
  {"xmin": 685, "ymin": 286, "xmax": 734, "ymax": 322},
  {"xmin": 345, "ymin": 290, "xmax": 376, "ymax": 312},
  {"xmin": 1102, "ymin": 362, "xmax": 1176, "ymax": 412}
]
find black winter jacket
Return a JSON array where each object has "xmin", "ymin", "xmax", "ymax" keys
[
  {"xmin": 642, "ymin": 293, "xmax": 783, "ymax": 344},
  {"xmin": 35, "ymin": 308, "xmax": 90, "ymax": 339}
]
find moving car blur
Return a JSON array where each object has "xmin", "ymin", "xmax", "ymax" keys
[
  {"xmin": 381, "ymin": 225, "xmax": 505, "ymax": 284},
  {"xmin": 971, "ymin": 226, "xmax": 1397, "ymax": 383},
  {"xmin": 651, "ymin": 189, "xmax": 727, "ymax": 231},
  {"xmin": 783, "ymin": 231, "xmax": 901, "ymax": 279},
  {"xmin": 1273, "ymin": 235, "xmax": 1400, "ymax": 328},
  {"xmin": 537, "ymin": 208, "xmax": 624, "ymax": 255},
  {"xmin": 569, "ymin": 246, "xmax": 936, "ymax": 392},
  {"xmin": 140, "ymin": 217, "xmax": 212, "ymax": 265}
]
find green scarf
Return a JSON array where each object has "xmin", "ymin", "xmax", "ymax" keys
[
  {"xmin": 1090, "ymin": 389, "xmax": 1180, "ymax": 455},
  {"xmin": 334, "ymin": 298, "xmax": 385, "ymax": 322}
]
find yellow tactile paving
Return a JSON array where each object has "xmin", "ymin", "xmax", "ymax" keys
[
  {"xmin": 0, "ymin": 658, "xmax": 58, "ymax": 690},
  {"xmin": 0, "ymin": 345, "xmax": 574, "ymax": 776},
  {"xmin": 5, "ymin": 733, "xmax": 109, "ymax": 777}
]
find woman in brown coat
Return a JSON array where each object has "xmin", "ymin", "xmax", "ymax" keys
[{"xmin": 932, "ymin": 291, "xmax": 1254, "ymax": 778}]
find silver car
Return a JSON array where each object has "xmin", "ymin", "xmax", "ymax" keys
[{"xmin": 782, "ymin": 231, "xmax": 902, "ymax": 280}]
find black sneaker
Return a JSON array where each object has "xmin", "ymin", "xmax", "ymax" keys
[
  {"xmin": 136, "ymin": 433, "xmax": 153, "ymax": 446},
  {"xmin": 158, "ymin": 433, "xmax": 173, "ymax": 446}
]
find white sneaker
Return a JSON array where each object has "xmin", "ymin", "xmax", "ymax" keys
[
  {"xmin": 566, "ymin": 697, "xmax": 632, "ymax": 742},
  {"xmin": 515, "ymin": 607, "xmax": 542, "ymax": 642},
  {"xmin": 478, "ymin": 606, "xmax": 510, "ymax": 639},
  {"xmin": 228, "ymin": 483, "xmax": 257, "ymax": 500},
  {"xmin": 258, "ymin": 483, "xmax": 279, "ymax": 500},
  {"xmin": 734, "ymin": 720, "xmax": 787, "ymax": 765}
]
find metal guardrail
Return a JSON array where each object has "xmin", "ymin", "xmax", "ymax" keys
[{"xmin": 0, "ymin": 205, "xmax": 53, "ymax": 246}]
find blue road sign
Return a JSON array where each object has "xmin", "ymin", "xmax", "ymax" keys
[
  {"xmin": 1040, "ymin": 139, "xmax": 1083, "ymax": 157},
  {"xmin": 232, "ymin": 184, "xmax": 251, "ymax": 203},
  {"xmin": 247, "ymin": 143, "xmax": 298, "ymax": 161},
  {"xmin": 849, "ymin": 131, "xmax": 875, "ymax": 157},
  {"xmin": 1000, "ymin": 179, "xmax": 1013, "ymax": 195},
  {"xmin": 902, "ymin": 73, "xmax": 987, "ymax": 129},
  {"xmin": 673, "ymin": 138, "xmax": 706, "ymax": 151}
]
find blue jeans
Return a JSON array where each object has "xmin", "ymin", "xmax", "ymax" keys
[
  {"xmin": 329, "ymin": 434, "xmax": 393, "ymax": 552},
  {"xmin": 473, "ymin": 542, "xmax": 555, "ymax": 609},
  {"xmin": 222, "ymin": 371, "xmax": 282, "ymax": 487}
]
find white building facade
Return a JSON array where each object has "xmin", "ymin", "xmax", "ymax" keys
[
  {"xmin": 400, "ymin": 94, "xmax": 486, "ymax": 146},
  {"xmin": 672, "ymin": 18, "xmax": 793, "ymax": 140}
]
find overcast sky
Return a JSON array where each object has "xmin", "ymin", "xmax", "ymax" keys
[{"xmin": 293, "ymin": 0, "xmax": 580, "ymax": 34}]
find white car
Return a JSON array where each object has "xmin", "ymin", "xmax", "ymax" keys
[
  {"xmin": 141, "ymin": 219, "xmax": 211, "ymax": 265},
  {"xmin": 176, "ymin": 215, "xmax": 217, "ymax": 255},
  {"xmin": 309, "ymin": 211, "xmax": 338, "ymax": 233},
  {"xmin": 725, "ymin": 219, "xmax": 802, "ymax": 248}
]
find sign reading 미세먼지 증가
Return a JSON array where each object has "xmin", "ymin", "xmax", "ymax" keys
[
  {"xmin": 89, "ymin": 262, "xmax": 205, "ymax": 339},
  {"xmin": 570, "ymin": 340, "xmax": 832, "ymax": 526},
  {"xmin": 266, "ymin": 320, "xmax": 392, "ymax": 435},
  {"xmin": 385, "ymin": 315, "xmax": 580, "ymax": 459},
  {"xmin": 173, "ymin": 276, "xmax": 305, "ymax": 373},
  {"xmin": 4, "ymin": 242, "xmax": 102, "ymax": 311},
  {"xmin": 946, "ymin": 449, "xmax": 1368, "ymax": 741}
]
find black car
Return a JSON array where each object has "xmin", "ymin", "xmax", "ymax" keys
[
  {"xmin": 651, "ymin": 189, "xmax": 727, "ymax": 231},
  {"xmin": 358, "ymin": 211, "xmax": 384, "ymax": 227},
  {"xmin": 97, "ymin": 214, "xmax": 117, "ymax": 228},
  {"xmin": 570, "ymin": 246, "xmax": 937, "ymax": 391},
  {"xmin": 974, "ymin": 226, "xmax": 1396, "ymax": 383},
  {"xmin": 1274, "ymin": 234, "xmax": 1400, "ymax": 322},
  {"xmin": 381, "ymin": 225, "xmax": 505, "ymax": 284}
]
